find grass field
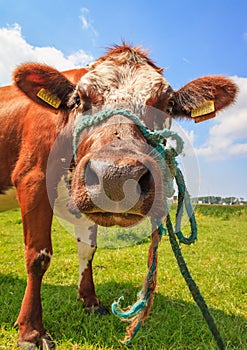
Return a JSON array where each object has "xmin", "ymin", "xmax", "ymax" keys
[{"xmin": 0, "ymin": 205, "xmax": 246, "ymax": 349}]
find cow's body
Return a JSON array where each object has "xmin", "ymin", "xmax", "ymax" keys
[
  {"xmin": 0, "ymin": 67, "xmax": 101, "ymax": 348},
  {"xmin": 0, "ymin": 44, "xmax": 237, "ymax": 349}
]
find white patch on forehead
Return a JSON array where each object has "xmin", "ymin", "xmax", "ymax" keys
[
  {"xmin": 0, "ymin": 187, "xmax": 19, "ymax": 212},
  {"xmin": 77, "ymin": 59, "xmax": 170, "ymax": 110}
]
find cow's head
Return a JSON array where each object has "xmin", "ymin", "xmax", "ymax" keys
[{"xmin": 14, "ymin": 44, "xmax": 237, "ymax": 227}]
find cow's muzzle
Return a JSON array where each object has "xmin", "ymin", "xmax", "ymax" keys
[
  {"xmin": 70, "ymin": 153, "xmax": 164, "ymax": 227},
  {"xmin": 85, "ymin": 158, "xmax": 156, "ymax": 226},
  {"xmin": 69, "ymin": 108, "xmax": 183, "ymax": 227}
]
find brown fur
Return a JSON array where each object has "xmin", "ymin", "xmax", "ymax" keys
[
  {"xmin": 89, "ymin": 43, "xmax": 164, "ymax": 73},
  {"xmin": 0, "ymin": 67, "xmax": 89, "ymax": 348},
  {"xmin": 0, "ymin": 44, "xmax": 238, "ymax": 348},
  {"xmin": 172, "ymin": 75, "xmax": 238, "ymax": 117}
]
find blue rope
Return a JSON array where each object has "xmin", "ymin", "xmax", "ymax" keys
[
  {"xmin": 175, "ymin": 167, "xmax": 198, "ymax": 244},
  {"xmin": 111, "ymin": 217, "xmax": 164, "ymax": 344},
  {"xmin": 111, "ymin": 296, "xmax": 147, "ymax": 319}
]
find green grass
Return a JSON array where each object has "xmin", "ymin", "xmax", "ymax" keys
[{"xmin": 0, "ymin": 206, "xmax": 246, "ymax": 349}]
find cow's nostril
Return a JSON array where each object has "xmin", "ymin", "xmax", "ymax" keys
[
  {"xmin": 85, "ymin": 162, "xmax": 100, "ymax": 186},
  {"xmin": 138, "ymin": 170, "xmax": 154, "ymax": 195}
]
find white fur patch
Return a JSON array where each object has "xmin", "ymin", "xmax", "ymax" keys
[
  {"xmin": 40, "ymin": 248, "xmax": 52, "ymax": 258},
  {"xmin": 53, "ymin": 175, "xmax": 76, "ymax": 224},
  {"xmin": 53, "ymin": 175, "xmax": 98, "ymax": 286},
  {"xmin": 77, "ymin": 240, "xmax": 96, "ymax": 287},
  {"xmin": 75, "ymin": 221, "xmax": 97, "ymax": 286},
  {"xmin": 54, "ymin": 175, "xmax": 97, "ymax": 242},
  {"xmin": 77, "ymin": 55, "xmax": 170, "ymax": 119}
]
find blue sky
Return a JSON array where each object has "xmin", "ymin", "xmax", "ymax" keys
[{"xmin": 0, "ymin": 0, "xmax": 247, "ymax": 199}]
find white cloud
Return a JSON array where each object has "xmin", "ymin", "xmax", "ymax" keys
[
  {"xmin": 79, "ymin": 7, "xmax": 98, "ymax": 37},
  {"xmin": 81, "ymin": 16, "xmax": 90, "ymax": 29},
  {"xmin": 80, "ymin": 8, "xmax": 90, "ymax": 29},
  {"xmin": 195, "ymin": 76, "xmax": 247, "ymax": 160},
  {"xmin": 67, "ymin": 50, "xmax": 93, "ymax": 66},
  {"xmin": 0, "ymin": 24, "xmax": 93, "ymax": 86},
  {"xmin": 182, "ymin": 57, "xmax": 191, "ymax": 64}
]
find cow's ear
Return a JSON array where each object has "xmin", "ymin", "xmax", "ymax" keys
[
  {"xmin": 14, "ymin": 63, "xmax": 75, "ymax": 110},
  {"xmin": 169, "ymin": 76, "xmax": 238, "ymax": 123}
]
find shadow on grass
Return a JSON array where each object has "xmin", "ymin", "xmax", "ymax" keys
[{"xmin": 0, "ymin": 273, "xmax": 245, "ymax": 349}]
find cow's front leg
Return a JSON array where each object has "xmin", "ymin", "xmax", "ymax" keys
[
  {"xmin": 15, "ymin": 180, "xmax": 55, "ymax": 349},
  {"xmin": 75, "ymin": 223, "xmax": 109, "ymax": 315}
]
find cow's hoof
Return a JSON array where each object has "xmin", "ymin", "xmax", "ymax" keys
[
  {"xmin": 40, "ymin": 333, "xmax": 55, "ymax": 349},
  {"xmin": 18, "ymin": 341, "xmax": 36, "ymax": 350},
  {"xmin": 85, "ymin": 303, "xmax": 110, "ymax": 315},
  {"xmin": 18, "ymin": 333, "xmax": 55, "ymax": 350}
]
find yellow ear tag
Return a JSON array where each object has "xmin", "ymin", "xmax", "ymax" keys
[
  {"xmin": 37, "ymin": 88, "xmax": 61, "ymax": 109},
  {"xmin": 191, "ymin": 100, "xmax": 215, "ymax": 118}
]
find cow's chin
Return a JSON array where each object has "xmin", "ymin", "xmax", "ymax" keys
[{"xmin": 85, "ymin": 212, "xmax": 144, "ymax": 227}]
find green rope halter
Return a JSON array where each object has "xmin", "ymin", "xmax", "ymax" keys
[
  {"xmin": 73, "ymin": 108, "xmax": 225, "ymax": 349},
  {"xmin": 73, "ymin": 107, "xmax": 184, "ymax": 160}
]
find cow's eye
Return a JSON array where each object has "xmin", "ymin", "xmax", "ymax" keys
[
  {"xmin": 166, "ymin": 99, "xmax": 175, "ymax": 114},
  {"xmin": 75, "ymin": 96, "xmax": 81, "ymax": 107}
]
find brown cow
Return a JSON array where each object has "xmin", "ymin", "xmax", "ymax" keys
[{"xmin": 0, "ymin": 44, "xmax": 237, "ymax": 349}]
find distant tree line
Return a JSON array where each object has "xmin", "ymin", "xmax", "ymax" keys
[{"xmin": 191, "ymin": 196, "xmax": 247, "ymax": 205}]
